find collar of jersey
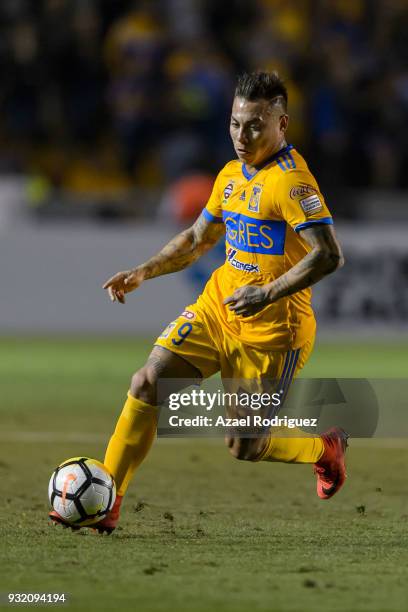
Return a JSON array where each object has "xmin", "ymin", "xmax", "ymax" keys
[{"xmin": 242, "ymin": 144, "xmax": 294, "ymax": 181}]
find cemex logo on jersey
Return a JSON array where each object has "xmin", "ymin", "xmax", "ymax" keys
[{"xmin": 227, "ymin": 248, "xmax": 260, "ymax": 273}]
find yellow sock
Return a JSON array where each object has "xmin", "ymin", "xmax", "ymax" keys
[
  {"xmin": 257, "ymin": 426, "xmax": 324, "ymax": 463},
  {"xmin": 104, "ymin": 392, "xmax": 157, "ymax": 496}
]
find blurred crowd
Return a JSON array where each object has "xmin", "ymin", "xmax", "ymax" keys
[{"xmin": 1, "ymin": 0, "xmax": 408, "ymax": 216}]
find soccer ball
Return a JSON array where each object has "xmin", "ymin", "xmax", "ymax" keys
[{"xmin": 48, "ymin": 457, "xmax": 116, "ymax": 526}]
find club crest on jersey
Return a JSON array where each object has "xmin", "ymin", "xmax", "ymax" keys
[
  {"xmin": 223, "ymin": 182, "xmax": 235, "ymax": 202},
  {"xmin": 248, "ymin": 183, "xmax": 263, "ymax": 213},
  {"xmin": 227, "ymin": 247, "xmax": 260, "ymax": 273}
]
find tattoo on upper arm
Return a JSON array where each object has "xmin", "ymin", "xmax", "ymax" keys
[
  {"xmin": 300, "ymin": 224, "xmax": 340, "ymax": 250},
  {"xmin": 299, "ymin": 224, "xmax": 344, "ymax": 272},
  {"xmin": 192, "ymin": 214, "xmax": 225, "ymax": 248},
  {"xmin": 271, "ymin": 224, "xmax": 344, "ymax": 299}
]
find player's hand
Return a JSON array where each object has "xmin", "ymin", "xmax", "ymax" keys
[
  {"xmin": 102, "ymin": 268, "xmax": 145, "ymax": 304},
  {"xmin": 223, "ymin": 285, "xmax": 271, "ymax": 317}
]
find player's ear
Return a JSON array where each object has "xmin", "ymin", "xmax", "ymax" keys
[{"xmin": 280, "ymin": 114, "xmax": 289, "ymax": 133}]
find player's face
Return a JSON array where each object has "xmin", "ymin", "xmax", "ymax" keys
[{"xmin": 230, "ymin": 97, "xmax": 288, "ymax": 167}]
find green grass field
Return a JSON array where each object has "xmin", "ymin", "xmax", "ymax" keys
[{"xmin": 1, "ymin": 338, "xmax": 408, "ymax": 611}]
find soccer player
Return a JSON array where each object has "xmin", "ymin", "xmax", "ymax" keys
[{"xmin": 50, "ymin": 72, "xmax": 347, "ymax": 534}]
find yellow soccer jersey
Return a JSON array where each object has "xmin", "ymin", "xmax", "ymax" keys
[{"xmin": 198, "ymin": 144, "xmax": 333, "ymax": 350}]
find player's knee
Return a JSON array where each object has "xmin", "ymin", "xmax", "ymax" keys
[
  {"xmin": 129, "ymin": 366, "xmax": 158, "ymax": 405},
  {"xmin": 226, "ymin": 437, "xmax": 262, "ymax": 462}
]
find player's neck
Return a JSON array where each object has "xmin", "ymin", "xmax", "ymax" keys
[{"xmin": 245, "ymin": 140, "xmax": 289, "ymax": 174}]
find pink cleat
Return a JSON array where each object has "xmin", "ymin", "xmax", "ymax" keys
[
  {"xmin": 92, "ymin": 495, "xmax": 123, "ymax": 534},
  {"xmin": 314, "ymin": 428, "xmax": 348, "ymax": 499},
  {"xmin": 49, "ymin": 495, "xmax": 123, "ymax": 535}
]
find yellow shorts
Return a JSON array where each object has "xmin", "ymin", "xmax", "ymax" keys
[{"xmin": 155, "ymin": 301, "xmax": 314, "ymax": 387}]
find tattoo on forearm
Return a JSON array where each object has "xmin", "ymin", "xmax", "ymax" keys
[
  {"xmin": 141, "ymin": 214, "xmax": 224, "ymax": 280},
  {"xmin": 141, "ymin": 229, "xmax": 196, "ymax": 279}
]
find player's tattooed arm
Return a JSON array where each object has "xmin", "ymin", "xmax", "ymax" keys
[
  {"xmin": 224, "ymin": 225, "xmax": 344, "ymax": 317},
  {"xmin": 269, "ymin": 224, "xmax": 344, "ymax": 299},
  {"xmin": 103, "ymin": 214, "xmax": 225, "ymax": 303}
]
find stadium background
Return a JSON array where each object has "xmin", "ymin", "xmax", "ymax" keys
[{"xmin": 1, "ymin": 2, "xmax": 407, "ymax": 611}]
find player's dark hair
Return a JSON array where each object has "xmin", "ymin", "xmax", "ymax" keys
[{"xmin": 235, "ymin": 71, "xmax": 288, "ymax": 111}]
